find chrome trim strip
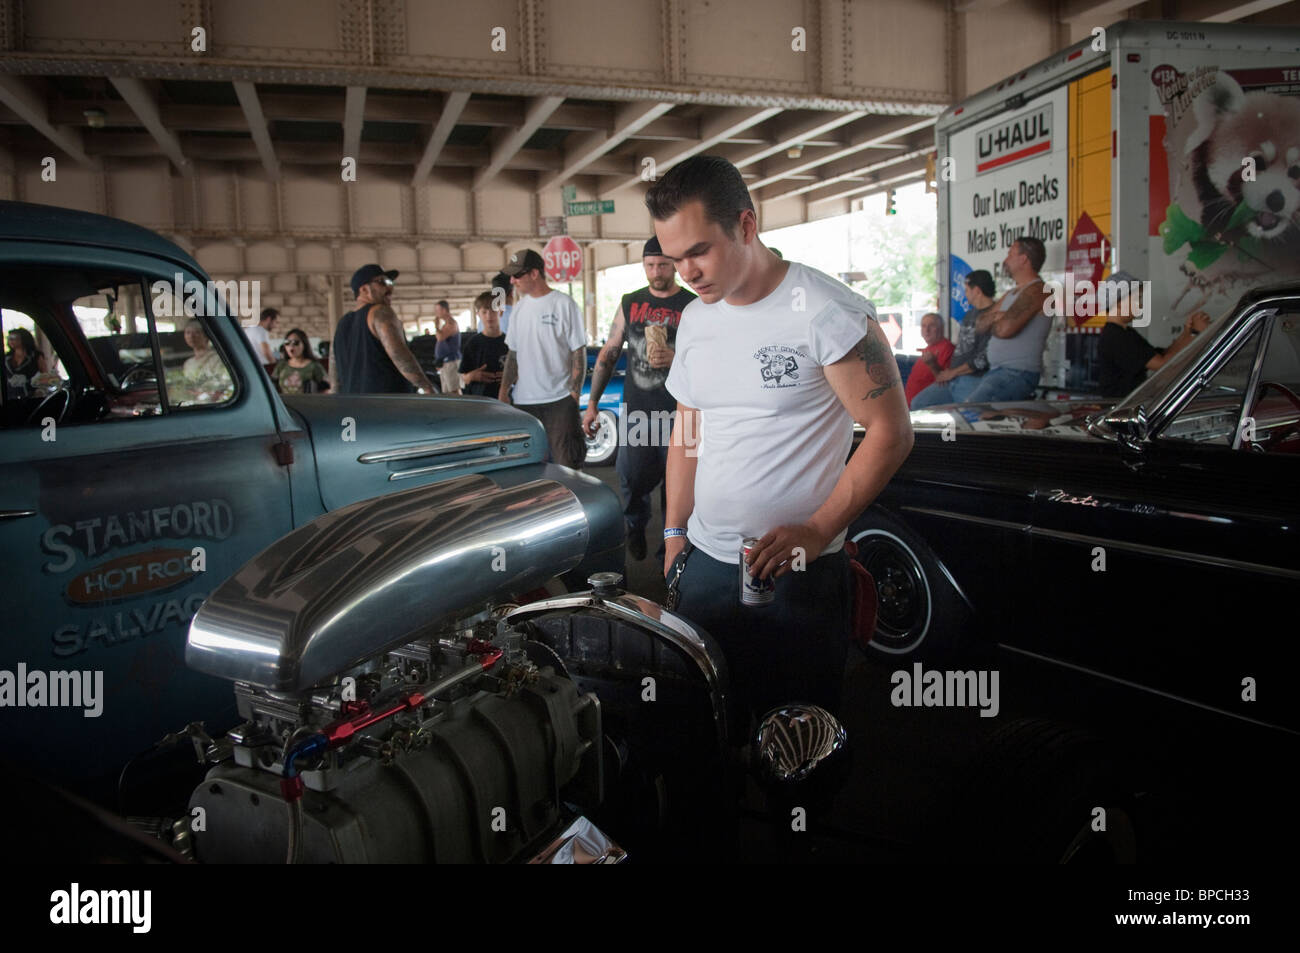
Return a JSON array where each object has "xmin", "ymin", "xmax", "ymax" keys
[
  {"xmin": 903, "ymin": 505, "xmax": 1298, "ymax": 579},
  {"xmin": 1024, "ymin": 524, "xmax": 1300, "ymax": 579},
  {"xmin": 1232, "ymin": 312, "xmax": 1277, "ymax": 451},
  {"xmin": 0, "ymin": 509, "xmax": 37, "ymax": 521},
  {"xmin": 388, "ymin": 451, "xmax": 532, "ymax": 481},
  {"xmin": 358, "ymin": 432, "xmax": 533, "ymax": 464},
  {"xmin": 997, "ymin": 643, "xmax": 1299, "ymax": 737},
  {"xmin": 900, "ymin": 505, "xmax": 1030, "ymax": 533}
]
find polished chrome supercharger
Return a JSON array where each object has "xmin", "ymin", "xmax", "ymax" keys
[
  {"xmin": 177, "ymin": 477, "xmax": 742, "ymax": 863},
  {"xmin": 187, "ymin": 475, "xmax": 589, "ymax": 690}
]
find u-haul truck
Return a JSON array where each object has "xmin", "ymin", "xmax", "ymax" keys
[{"xmin": 936, "ymin": 20, "xmax": 1300, "ymax": 392}]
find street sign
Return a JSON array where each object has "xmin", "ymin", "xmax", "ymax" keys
[
  {"xmin": 538, "ymin": 215, "xmax": 567, "ymax": 237},
  {"xmin": 543, "ymin": 235, "xmax": 582, "ymax": 282},
  {"xmin": 565, "ymin": 200, "xmax": 614, "ymax": 216},
  {"xmin": 561, "ymin": 184, "xmax": 577, "ymax": 202}
]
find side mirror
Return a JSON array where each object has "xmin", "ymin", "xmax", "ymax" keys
[{"xmin": 1102, "ymin": 404, "xmax": 1149, "ymax": 449}]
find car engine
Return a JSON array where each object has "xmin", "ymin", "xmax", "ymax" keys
[
  {"xmin": 176, "ymin": 474, "xmax": 728, "ymax": 863},
  {"xmin": 182, "ymin": 609, "xmax": 605, "ymax": 864}
]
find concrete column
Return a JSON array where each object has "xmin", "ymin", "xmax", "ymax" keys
[
  {"xmin": 583, "ymin": 243, "xmax": 597, "ymax": 343},
  {"xmin": 326, "ymin": 274, "xmax": 342, "ymax": 391}
]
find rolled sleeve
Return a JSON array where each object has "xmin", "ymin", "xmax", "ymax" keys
[{"xmin": 809, "ymin": 301, "xmax": 872, "ymax": 366}]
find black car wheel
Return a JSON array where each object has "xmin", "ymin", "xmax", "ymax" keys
[
  {"xmin": 586, "ymin": 409, "xmax": 618, "ymax": 467},
  {"xmin": 848, "ymin": 508, "xmax": 967, "ymax": 660}
]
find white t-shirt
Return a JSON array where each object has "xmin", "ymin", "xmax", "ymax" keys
[
  {"xmin": 505, "ymin": 290, "xmax": 586, "ymax": 404},
  {"xmin": 665, "ymin": 262, "xmax": 872, "ymax": 564},
  {"xmin": 244, "ymin": 324, "xmax": 272, "ymax": 362}
]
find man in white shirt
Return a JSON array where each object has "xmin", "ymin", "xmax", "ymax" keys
[
  {"xmin": 497, "ymin": 248, "xmax": 588, "ymax": 469},
  {"xmin": 243, "ymin": 308, "xmax": 278, "ymax": 365},
  {"xmin": 649, "ymin": 155, "xmax": 914, "ymax": 720}
]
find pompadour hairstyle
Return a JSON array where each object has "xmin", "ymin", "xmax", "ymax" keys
[{"xmin": 644, "ymin": 155, "xmax": 755, "ymax": 237}]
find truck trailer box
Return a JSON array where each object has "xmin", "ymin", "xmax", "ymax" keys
[{"xmin": 936, "ymin": 20, "xmax": 1300, "ymax": 392}]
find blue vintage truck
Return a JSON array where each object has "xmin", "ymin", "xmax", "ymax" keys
[{"xmin": 0, "ymin": 201, "xmax": 624, "ymax": 803}]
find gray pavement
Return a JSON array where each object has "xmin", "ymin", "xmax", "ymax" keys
[{"xmin": 589, "ymin": 460, "xmax": 669, "ymax": 604}]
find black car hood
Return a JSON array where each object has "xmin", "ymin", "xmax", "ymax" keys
[{"xmin": 908, "ymin": 399, "xmax": 1115, "ymax": 440}]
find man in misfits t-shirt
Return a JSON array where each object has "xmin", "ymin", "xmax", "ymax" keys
[{"xmin": 583, "ymin": 235, "xmax": 696, "ymax": 562}]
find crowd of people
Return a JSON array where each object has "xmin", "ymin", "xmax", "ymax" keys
[{"xmin": 0, "ymin": 152, "xmax": 1208, "ymax": 733}]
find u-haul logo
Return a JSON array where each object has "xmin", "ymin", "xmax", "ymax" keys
[{"xmin": 976, "ymin": 103, "xmax": 1053, "ymax": 175}]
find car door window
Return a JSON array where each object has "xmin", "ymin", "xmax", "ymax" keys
[
  {"xmin": 2, "ymin": 268, "xmax": 238, "ymax": 429},
  {"xmin": 1242, "ymin": 311, "xmax": 1300, "ymax": 454},
  {"xmin": 3, "ymin": 308, "xmax": 59, "ymax": 402},
  {"xmin": 151, "ymin": 285, "xmax": 235, "ymax": 409},
  {"xmin": 1162, "ymin": 324, "xmax": 1263, "ymax": 446},
  {"xmin": 70, "ymin": 281, "xmax": 166, "ymax": 417}
]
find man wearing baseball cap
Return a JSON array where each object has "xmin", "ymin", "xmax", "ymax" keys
[
  {"xmin": 334, "ymin": 263, "xmax": 437, "ymax": 394},
  {"xmin": 584, "ymin": 235, "xmax": 695, "ymax": 561},
  {"xmin": 497, "ymin": 248, "xmax": 588, "ymax": 469}
]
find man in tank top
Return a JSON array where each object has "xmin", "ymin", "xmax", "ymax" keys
[{"xmin": 334, "ymin": 264, "xmax": 437, "ymax": 395}]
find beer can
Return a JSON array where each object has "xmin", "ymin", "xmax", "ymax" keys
[{"xmin": 740, "ymin": 537, "xmax": 775, "ymax": 606}]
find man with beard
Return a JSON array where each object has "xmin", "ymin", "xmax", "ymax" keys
[
  {"xmin": 583, "ymin": 236, "xmax": 696, "ymax": 561},
  {"xmin": 334, "ymin": 263, "xmax": 437, "ymax": 395}
]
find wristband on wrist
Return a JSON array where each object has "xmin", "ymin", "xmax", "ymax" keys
[{"xmin": 663, "ymin": 527, "xmax": 687, "ymax": 539}]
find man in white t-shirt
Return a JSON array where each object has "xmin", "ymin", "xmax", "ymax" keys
[
  {"xmin": 498, "ymin": 248, "xmax": 588, "ymax": 469},
  {"xmin": 243, "ymin": 307, "xmax": 278, "ymax": 365},
  {"xmin": 649, "ymin": 155, "xmax": 914, "ymax": 720}
]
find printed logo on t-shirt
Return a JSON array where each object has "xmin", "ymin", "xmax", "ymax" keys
[
  {"xmin": 753, "ymin": 345, "xmax": 807, "ymax": 388},
  {"xmin": 539, "ymin": 312, "xmax": 558, "ymax": 327}
]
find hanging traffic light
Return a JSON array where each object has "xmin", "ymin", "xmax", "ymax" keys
[{"xmin": 884, "ymin": 189, "xmax": 896, "ymax": 216}]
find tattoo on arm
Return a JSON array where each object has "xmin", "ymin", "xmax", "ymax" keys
[
  {"xmin": 500, "ymin": 351, "xmax": 519, "ymax": 393},
  {"xmin": 995, "ymin": 284, "xmax": 1050, "ymax": 336},
  {"xmin": 856, "ymin": 326, "xmax": 900, "ymax": 400},
  {"xmin": 373, "ymin": 306, "xmax": 434, "ymax": 389},
  {"xmin": 589, "ymin": 347, "xmax": 619, "ymax": 402},
  {"xmin": 568, "ymin": 347, "xmax": 586, "ymax": 395}
]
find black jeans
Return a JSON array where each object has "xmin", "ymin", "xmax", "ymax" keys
[
  {"xmin": 667, "ymin": 544, "xmax": 851, "ymax": 727},
  {"xmin": 616, "ymin": 424, "xmax": 669, "ymax": 534}
]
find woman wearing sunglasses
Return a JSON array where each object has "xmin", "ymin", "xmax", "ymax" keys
[{"xmin": 274, "ymin": 328, "xmax": 328, "ymax": 394}]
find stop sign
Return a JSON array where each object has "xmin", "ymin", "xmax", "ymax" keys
[{"xmin": 543, "ymin": 236, "xmax": 582, "ymax": 282}]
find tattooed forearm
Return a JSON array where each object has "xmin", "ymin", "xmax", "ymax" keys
[
  {"xmin": 588, "ymin": 347, "xmax": 618, "ymax": 403},
  {"xmin": 373, "ymin": 307, "xmax": 436, "ymax": 391},
  {"xmin": 499, "ymin": 351, "xmax": 519, "ymax": 400},
  {"xmin": 568, "ymin": 347, "xmax": 586, "ymax": 395},
  {"xmin": 856, "ymin": 329, "xmax": 900, "ymax": 399}
]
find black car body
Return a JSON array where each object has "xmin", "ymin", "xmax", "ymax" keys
[{"xmin": 850, "ymin": 287, "xmax": 1299, "ymax": 736}]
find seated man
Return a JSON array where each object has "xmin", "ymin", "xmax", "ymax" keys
[
  {"xmin": 964, "ymin": 238, "xmax": 1052, "ymax": 404},
  {"xmin": 905, "ymin": 312, "xmax": 955, "ymax": 407},
  {"xmin": 912, "ymin": 270, "xmax": 996, "ymax": 409},
  {"xmin": 166, "ymin": 319, "xmax": 233, "ymax": 406}
]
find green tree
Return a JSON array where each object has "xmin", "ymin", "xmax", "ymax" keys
[{"xmin": 851, "ymin": 207, "xmax": 937, "ymax": 307}]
